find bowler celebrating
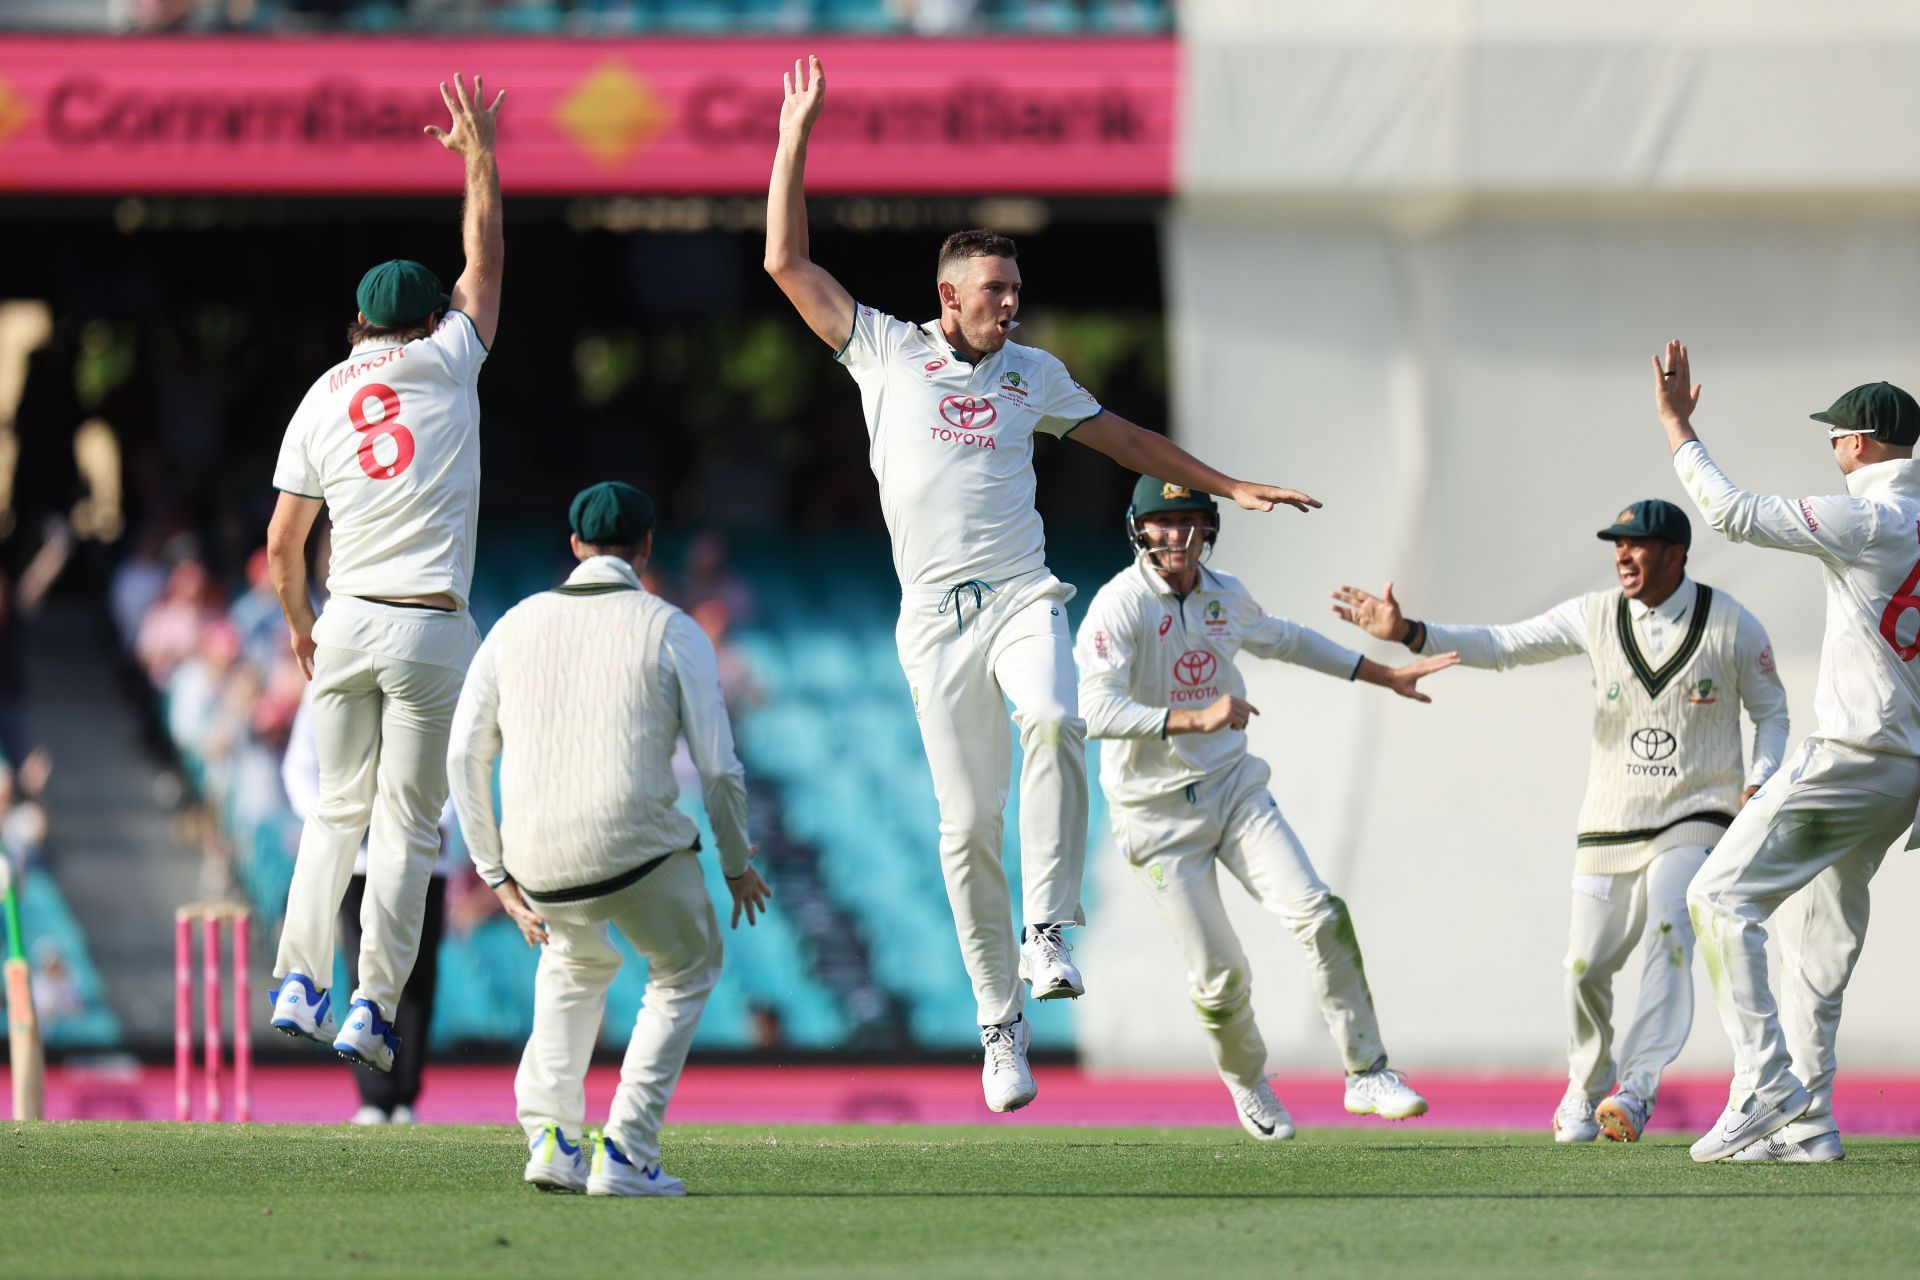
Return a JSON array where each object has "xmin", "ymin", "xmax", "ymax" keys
[
  {"xmin": 1657, "ymin": 344, "xmax": 1920, "ymax": 1163},
  {"xmin": 1332, "ymin": 500, "xmax": 1787, "ymax": 1144},
  {"xmin": 1079, "ymin": 477, "xmax": 1449, "ymax": 1139},
  {"xmin": 765, "ymin": 55, "xmax": 1320, "ymax": 1111},
  {"xmin": 264, "ymin": 75, "xmax": 503, "ymax": 1072}
]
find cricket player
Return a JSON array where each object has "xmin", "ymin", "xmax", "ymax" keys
[
  {"xmin": 1333, "ymin": 499, "xmax": 1788, "ymax": 1144},
  {"xmin": 263, "ymin": 75, "xmax": 504, "ymax": 1071},
  {"xmin": 765, "ymin": 55, "xmax": 1318, "ymax": 1112},
  {"xmin": 446, "ymin": 482, "xmax": 770, "ymax": 1196},
  {"xmin": 1655, "ymin": 343, "xmax": 1920, "ymax": 1163},
  {"xmin": 1079, "ymin": 477, "xmax": 1448, "ymax": 1139}
]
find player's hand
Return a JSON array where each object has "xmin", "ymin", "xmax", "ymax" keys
[
  {"xmin": 726, "ymin": 848, "xmax": 773, "ymax": 929},
  {"xmin": 290, "ymin": 630, "xmax": 317, "ymax": 681},
  {"xmin": 1330, "ymin": 582, "xmax": 1407, "ymax": 641},
  {"xmin": 1385, "ymin": 651, "xmax": 1460, "ymax": 703},
  {"xmin": 493, "ymin": 880, "xmax": 548, "ymax": 947},
  {"xmin": 1197, "ymin": 695, "xmax": 1259, "ymax": 733},
  {"xmin": 1652, "ymin": 339, "xmax": 1702, "ymax": 429},
  {"xmin": 780, "ymin": 55, "xmax": 826, "ymax": 138},
  {"xmin": 425, "ymin": 73, "xmax": 505, "ymax": 158},
  {"xmin": 1228, "ymin": 481, "xmax": 1320, "ymax": 514}
]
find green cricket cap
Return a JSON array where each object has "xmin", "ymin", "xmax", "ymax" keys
[
  {"xmin": 1129, "ymin": 474, "xmax": 1219, "ymax": 519},
  {"xmin": 355, "ymin": 259, "xmax": 449, "ymax": 328},
  {"xmin": 1809, "ymin": 382, "xmax": 1920, "ymax": 446},
  {"xmin": 1596, "ymin": 499, "xmax": 1691, "ymax": 550},
  {"xmin": 569, "ymin": 482, "xmax": 656, "ymax": 546}
]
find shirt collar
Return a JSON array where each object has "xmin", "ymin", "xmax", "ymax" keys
[
  {"xmin": 1626, "ymin": 574, "xmax": 1694, "ymax": 625},
  {"xmin": 348, "ymin": 339, "xmax": 404, "ymax": 358},
  {"xmin": 1847, "ymin": 457, "xmax": 1920, "ymax": 497},
  {"xmin": 564, "ymin": 556, "xmax": 645, "ymax": 589}
]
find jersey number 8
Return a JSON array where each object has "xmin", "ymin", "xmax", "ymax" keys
[{"xmin": 349, "ymin": 383, "xmax": 416, "ymax": 481}]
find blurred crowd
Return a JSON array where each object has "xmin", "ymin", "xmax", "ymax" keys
[{"xmin": 98, "ymin": 0, "xmax": 1168, "ymax": 36}]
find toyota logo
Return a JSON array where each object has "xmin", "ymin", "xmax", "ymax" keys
[
  {"xmin": 1630, "ymin": 728, "xmax": 1677, "ymax": 761},
  {"xmin": 939, "ymin": 395, "xmax": 997, "ymax": 433},
  {"xmin": 1173, "ymin": 650, "xmax": 1218, "ymax": 686}
]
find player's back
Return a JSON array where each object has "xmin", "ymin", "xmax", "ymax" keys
[
  {"xmin": 1810, "ymin": 459, "xmax": 1920, "ymax": 755},
  {"xmin": 274, "ymin": 312, "xmax": 489, "ymax": 608}
]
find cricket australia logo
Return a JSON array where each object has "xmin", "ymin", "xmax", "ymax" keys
[
  {"xmin": 1202, "ymin": 598, "xmax": 1230, "ymax": 635},
  {"xmin": 999, "ymin": 370, "xmax": 1031, "ymax": 401},
  {"xmin": 1687, "ymin": 678, "xmax": 1718, "ymax": 706},
  {"xmin": 933, "ymin": 395, "xmax": 998, "ymax": 450}
]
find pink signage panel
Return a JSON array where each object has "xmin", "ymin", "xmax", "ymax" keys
[{"xmin": 0, "ymin": 37, "xmax": 1175, "ymax": 196}]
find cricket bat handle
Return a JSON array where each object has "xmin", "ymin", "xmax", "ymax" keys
[{"xmin": 6, "ymin": 957, "xmax": 43, "ymax": 1121}]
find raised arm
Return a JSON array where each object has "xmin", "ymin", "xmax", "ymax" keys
[
  {"xmin": 265, "ymin": 492, "xmax": 323, "ymax": 680},
  {"xmin": 1331, "ymin": 580, "xmax": 1588, "ymax": 670},
  {"xmin": 1070, "ymin": 412, "xmax": 1320, "ymax": 514},
  {"xmin": 764, "ymin": 55, "xmax": 856, "ymax": 350},
  {"xmin": 426, "ymin": 74, "xmax": 505, "ymax": 349}
]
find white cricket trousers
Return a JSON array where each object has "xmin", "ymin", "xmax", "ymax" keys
[
  {"xmin": 1109, "ymin": 755, "xmax": 1385, "ymax": 1086},
  {"xmin": 1688, "ymin": 737, "xmax": 1920, "ymax": 1120},
  {"xmin": 1563, "ymin": 843, "xmax": 1711, "ymax": 1104},
  {"xmin": 515, "ymin": 851, "xmax": 721, "ymax": 1166},
  {"xmin": 896, "ymin": 571, "xmax": 1088, "ymax": 1028},
  {"xmin": 274, "ymin": 596, "xmax": 476, "ymax": 1020}
]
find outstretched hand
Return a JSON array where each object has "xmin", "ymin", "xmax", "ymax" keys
[
  {"xmin": 425, "ymin": 73, "xmax": 504, "ymax": 158},
  {"xmin": 1229, "ymin": 481, "xmax": 1320, "ymax": 514},
  {"xmin": 1653, "ymin": 339, "xmax": 1702, "ymax": 430},
  {"xmin": 1387, "ymin": 651, "xmax": 1460, "ymax": 703},
  {"xmin": 1330, "ymin": 582, "xmax": 1405, "ymax": 641},
  {"xmin": 780, "ymin": 55, "xmax": 827, "ymax": 137}
]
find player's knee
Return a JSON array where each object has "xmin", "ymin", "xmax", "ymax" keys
[
  {"xmin": 1017, "ymin": 708, "xmax": 1085, "ymax": 753},
  {"xmin": 938, "ymin": 805, "xmax": 1004, "ymax": 854},
  {"xmin": 1189, "ymin": 966, "xmax": 1253, "ymax": 1023},
  {"xmin": 313, "ymin": 791, "xmax": 374, "ymax": 831}
]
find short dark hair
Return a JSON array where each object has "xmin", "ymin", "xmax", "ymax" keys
[
  {"xmin": 937, "ymin": 229, "xmax": 1018, "ymax": 280},
  {"xmin": 347, "ymin": 312, "xmax": 437, "ymax": 347}
]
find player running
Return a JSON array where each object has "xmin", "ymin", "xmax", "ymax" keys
[
  {"xmin": 263, "ymin": 74, "xmax": 503, "ymax": 1072},
  {"xmin": 447, "ymin": 483, "xmax": 768, "ymax": 1196},
  {"xmin": 765, "ymin": 56, "xmax": 1320, "ymax": 1112},
  {"xmin": 1332, "ymin": 499, "xmax": 1788, "ymax": 1145},
  {"xmin": 1078, "ymin": 477, "xmax": 1449, "ymax": 1139},
  {"xmin": 1655, "ymin": 343, "xmax": 1920, "ymax": 1163}
]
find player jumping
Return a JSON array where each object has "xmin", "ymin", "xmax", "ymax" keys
[
  {"xmin": 264, "ymin": 74, "xmax": 503, "ymax": 1072},
  {"xmin": 765, "ymin": 56, "xmax": 1318, "ymax": 1111},
  {"xmin": 1332, "ymin": 499, "xmax": 1788, "ymax": 1144},
  {"xmin": 1656, "ymin": 343, "xmax": 1920, "ymax": 1163},
  {"xmin": 1077, "ymin": 476, "xmax": 1448, "ymax": 1139}
]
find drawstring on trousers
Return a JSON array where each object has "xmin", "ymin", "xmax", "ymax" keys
[{"xmin": 937, "ymin": 579, "xmax": 996, "ymax": 634}]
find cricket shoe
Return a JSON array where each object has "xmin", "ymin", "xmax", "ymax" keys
[
  {"xmin": 268, "ymin": 972, "xmax": 335, "ymax": 1045},
  {"xmin": 388, "ymin": 1106, "xmax": 416, "ymax": 1126},
  {"xmin": 1019, "ymin": 923, "xmax": 1085, "ymax": 1001},
  {"xmin": 1728, "ymin": 1124, "xmax": 1845, "ymax": 1164},
  {"xmin": 1689, "ymin": 1084, "xmax": 1812, "ymax": 1163},
  {"xmin": 1597, "ymin": 1092, "xmax": 1650, "ymax": 1143},
  {"xmin": 588, "ymin": 1134, "xmax": 686, "ymax": 1197},
  {"xmin": 1227, "ymin": 1077, "xmax": 1295, "ymax": 1141},
  {"xmin": 1344, "ymin": 1064, "xmax": 1429, "ymax": 1121},
  {"xmin": 524, "ymin": 1125, "xmax": 588, "ymax": 1193},
  {"xmin": 1553, "ymin": 1095, "xmax": 1600, "ymax": 1143},
  {"xmin": 333, "ymin": 998, "xmax": 401, "ymax": 1074},
  {"xmin": 348, "ymin": 1106, "xmax": 388, "ymax": 1126},
  {"xmin": 980, "ymin": 1016, "xmax": 1037, "ymax": 1113}
]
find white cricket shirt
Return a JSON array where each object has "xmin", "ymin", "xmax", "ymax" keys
[
  {"xmin": 1077, "ymin": 557, "xmax": 1364, "ymax": 805},
  {"xmin": 272, "ymin": 312, "xmax": 488, "ymax": 608},
  {"xmin": 836, "ymin": 305, "xmax": 1102, "ymax": 588},
  {"xmin": 1676, "ymin": 440, "xmax": 1920, "ymax": 757}
]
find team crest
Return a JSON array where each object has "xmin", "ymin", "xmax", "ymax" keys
[
  {"xmin": 1617, "ymin": 508, "xmax": 1635, "ymax": 524},
  {"xmin": 1688, "ymin": 678, "xmax": 1718, "ymax": 706},
  {"xmin": 1162, "ymin": 482, "xmax": 1192, "ymax": 500},
  {"xmin": 1203, "ymin": 598, "xmax": 1230, "ymax": 634}
]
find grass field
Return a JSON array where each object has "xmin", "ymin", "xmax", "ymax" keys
[{"xmin": 8, "ymin": 1123, "xmax": 1920, "ymax": 1278}]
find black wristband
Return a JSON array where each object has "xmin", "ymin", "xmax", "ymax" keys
[{"xmin": 1403, "ymin": 619, "xmax": 1427, "ymax": 653}]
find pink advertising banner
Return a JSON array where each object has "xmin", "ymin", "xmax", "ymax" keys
[{"xmin": 0, "ymin": 37, "xmax": 1174, "ymax": 197}]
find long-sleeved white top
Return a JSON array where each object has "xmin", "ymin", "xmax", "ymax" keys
[
  {"xmin": 1419, "ymin": 574, "xmax": 1788, "ymax": 789},
  {"xmin": 1076, "ymin": 557, "xmax": 1364, "ymax": 805},
  {"xmin": 1674, "ymin": 438, "xmax": 1920, "ymax": 758},
  {"xmin": 446, "ymin": 556, "xmax": 751, "ymax": 891}
]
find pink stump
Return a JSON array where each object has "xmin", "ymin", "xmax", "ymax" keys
[
  {"xmin": 173, "ymin": 913, "xmax": 191, "ymax": 1123},
  {"xmin": 202, "ymin": 915, "xmax": 221, "ymax": 1124},
  {"xmin": 233, "ymin": 915, "xmax": 251, "ymax": 1123}
]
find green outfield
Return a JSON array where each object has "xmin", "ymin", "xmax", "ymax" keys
[{"xmin": 7, "ymin": 1123, "xmax": 1920, "ymax": 1278}]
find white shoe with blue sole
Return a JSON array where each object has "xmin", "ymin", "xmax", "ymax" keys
[
  {"xmin": 269, "ymin": 972, "xmax": 335, "ymax": 1045},
  {"xmin": 588, "ymin": 1134, "xmax": 686, "ymax": 1197},
  {"xmin": 524, "ymin": 1126, "xmax": 589, "ymax": 1193},
  {"xmin": 332, "ymin": 998, "xmax": 400, "ymax": 1074}
]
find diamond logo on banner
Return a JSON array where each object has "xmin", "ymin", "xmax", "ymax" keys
[{"xmin": 556, "ymin": 61, "xmax": 669, "ymax": 171}]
